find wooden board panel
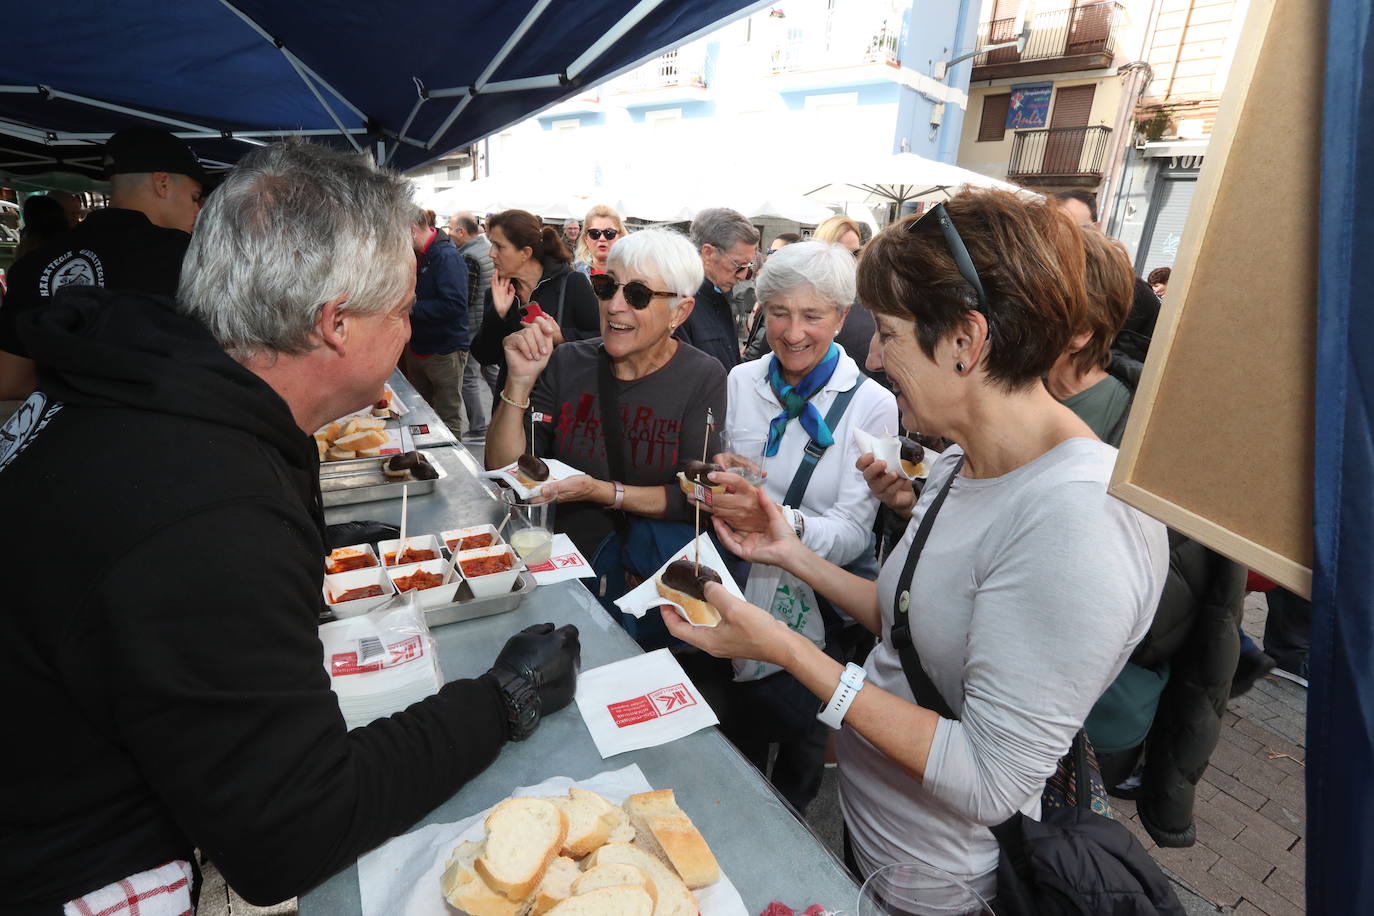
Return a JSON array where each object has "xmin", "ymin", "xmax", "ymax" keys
[{"xmin": 1109, "ymin": 0, "xmax": 1318, "ymax": 598}]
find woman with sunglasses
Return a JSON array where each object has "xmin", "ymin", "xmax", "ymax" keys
[
  {"xmin": 468, "ymin": 209, "xmax": 599, "ymax": 390},
  {"xmin": 485, "ymin": 229, "xmax": 726, "ymax": 605},
  {"xmin": 572, "ymin": 204, "xmax": 625, "ymax": 278},
  {"xmin": 659, "ymin": 190, "xmax": 1169, "ymax": 899},
  {"xmin": 689, "ymin": 240, "xmax": 897, "ymax": 815}
]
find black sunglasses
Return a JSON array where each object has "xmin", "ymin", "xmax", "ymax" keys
[
  {"xmin": 908, "ymin": 202, "xmax": 992, "ymax": 335},
  {"xmin": 586, "ymin": 228, "xmax": 619, "ymax": 241},
  {"xmin": 591, "ymin": 273, "xmax": 676, "ymax": 310}
]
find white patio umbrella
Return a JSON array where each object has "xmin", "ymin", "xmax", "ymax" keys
[{"xmin": 803, "ymin": 152, "xmax": 1032, "ymax": 209}]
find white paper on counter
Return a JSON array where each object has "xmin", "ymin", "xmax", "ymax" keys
[
  {"xmin": 575, "ymin": 649, "xmax": 720, "ymax": 758},
  {"xmin": 356, "ymin": 763, "xmax": 746, "ymax": 916},
  {"xmin": 613, "ymin": 532, "xmax": 746, "ymax": 624},
  {"xmin": 480, "ymin": 457, "xmax": 582, "ymax": 498},
  {"xmin": 522, "ymin": 533, "xmax": 595, "ymax": 584}
]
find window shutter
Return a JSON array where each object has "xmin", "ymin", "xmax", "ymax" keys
[{"xmin": 978, "ymin": 94, "xmax": 1011, "ymax": 142}]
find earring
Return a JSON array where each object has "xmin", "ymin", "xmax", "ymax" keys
[{"xmin": 955, "ymin": 362, "xmax": 965, "ymax": 373}]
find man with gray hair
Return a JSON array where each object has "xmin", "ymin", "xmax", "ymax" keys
[
  {"xmin": 678, "ymin": 206, "xmax": 759, "ymax": 370},
  {"xmin": 562, "ymin": 217, "xmax": 581, "ymax": 251},
  {"xmin": 0, "ymin": 141, "xmax": 579, "ymax": 911}
]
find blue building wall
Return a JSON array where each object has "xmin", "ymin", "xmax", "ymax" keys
[{"xmin": 893, "ymin": 0, "xmax": 982, "ymax": 162}]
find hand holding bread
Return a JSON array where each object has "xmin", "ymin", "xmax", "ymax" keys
[{"xmin": 661, "ymin": 579, "xmax": 800, "ymax": 670}]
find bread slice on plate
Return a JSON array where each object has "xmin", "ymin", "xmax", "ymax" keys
[
  {"xmin": 573, "ymin": 863, "xmax": 656, "ymax": 904},
  {"xmin": 546, "ymin": 884, "xmax": 654, "ymax": 916},
  {"xmin": 440, "ymin": 840, "xmax": 524, "ymax": 916},
  {"xmin": 623, "ymin": 789, "xmax": 720, "ymax": 889},
  {"xmin": 530, "ymin": 856, "xmax": 581, "ymax": 915},
  {"xmin": 583, "ymin": 843, "xmax": 695, "ymax": 916},
  {"xmin": 475, "ymin": 797, "xmax": 569, "ymax": 901},
  {"xmin": 544, "ymin": 787, "xmax": 624, "ymax": 857}
]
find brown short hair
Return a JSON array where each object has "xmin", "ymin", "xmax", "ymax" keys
[
  {"xmin": 1073, "ymin": 229, "xmax": 1135, "ymax": 374},
  {"xmin": 857, "ymin": 189, "xmax": 1089, "ymax": 390},
  {"xmin": 1147, "ymin": 266, "xmax": 1171, "ymax": 286}
]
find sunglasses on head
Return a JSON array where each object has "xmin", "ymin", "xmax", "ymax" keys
[
  {"xmin": 591, "ymin": 273, "xmax": 677, "ymax": 310},
  {"xmin": 586, "ymin": 228, "xmax": 619, "ymax": 241},
  {"xmin": 907, "ymin": 202, "xmax": 993, "ymax": 336}
]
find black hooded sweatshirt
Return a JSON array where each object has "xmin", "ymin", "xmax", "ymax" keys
[{"xmin": 0, "ymin": 289, "xmax": 507, "ymax": 913}]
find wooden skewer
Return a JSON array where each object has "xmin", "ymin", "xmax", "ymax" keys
[
  {"xmin": 396, "ymin": 484, "xmax": 409, "ymax": 566},
  {"xmin": 696, "ymin": 408, "xmax": 713, "ymax": 574}
]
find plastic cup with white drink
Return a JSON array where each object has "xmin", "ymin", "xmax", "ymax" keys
[
  {"xmin": 505, "ymin": 495, "xmax": 555, "ymax": 565},
  {"xmin": 718, "ymin": 430, "xmax": 767, "ymax": 487}
]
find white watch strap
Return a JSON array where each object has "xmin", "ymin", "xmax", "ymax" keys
[{"xmin": 817, "ymin": 662, "xmax": 867, "ymax": 728}]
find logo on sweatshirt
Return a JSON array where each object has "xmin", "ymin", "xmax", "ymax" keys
[
  {"xmin": 38, "ymin": 249, "xmax": 106, "ymax": 298},
  {"xmin": 0, "ymin": 392, "xmax": 63, "ymax": 473}
]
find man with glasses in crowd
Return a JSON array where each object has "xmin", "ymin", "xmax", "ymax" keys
[{"xmin": 677, "ymin": 207, "xmax": 759, "ymax": 371}]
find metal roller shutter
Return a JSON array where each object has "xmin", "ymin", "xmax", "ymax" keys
[{"xmin": 1137, "ymin": 176, "xmax": 1199, "ymax": 273}]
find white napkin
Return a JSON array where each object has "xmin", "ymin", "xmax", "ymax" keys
[
  {"xmin": 525, "ymin": 533, "xmax": 596, "ymax": 584},
  {"xmin": 320, "ymin": 600, "xmax": 443, "ymax": 731},
  {"xmin": 481, "ymin": 457, "xmax": 583, "ymax": 498},
  {"xmin": 356, "ymin": 764, "xmax": 747, "ymax": 916},
  {"xmin": 852, "ymin": 427, "xmax": 911, "ymax": 480},
  {"xmin": 574, "ymin": 649, "xmax": 720, "ymax": 758},
  {"xmin": 613, "ymin": 533, "xmax": 746, "ymax": 625}
]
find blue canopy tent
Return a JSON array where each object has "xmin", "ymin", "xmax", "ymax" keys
[
  {"xmin": 0, "ymin": 0, "xmax": 768, "ymax": 178},
  {"xmin": 1312, "ymin": 0, "xmax": 1374, "ymax": 912}
]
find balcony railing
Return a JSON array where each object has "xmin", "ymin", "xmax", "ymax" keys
[
  {"xmin": 974, "ymin": 1, "xmax": 1122, "ymax": 69},
  {"xmin": 1007, "ymin": 125, "xmax": 1113, "ymax": 182},
  {"xmin": 620, "ymin": 50, "xmax": 708, "ymax": 92},
  {"xmin": 768, "ymin": 3, "xmax": 902, "ymax": 74}
]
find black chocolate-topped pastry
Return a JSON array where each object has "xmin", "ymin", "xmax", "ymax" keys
[
  {"xmin": 410, "ymin": 455, "xmax": 440, "ymax": 480},
  {"xmin": 387, "ymin": 451, "xmax": 421, "ymax": 472},
  {"xmin": 682, "ymin": 460, "xmax": 723, "ymax": 484},
  {"xmin": 897, "ymin": 436, "xmax": 924, "ymax": 466},
  {"xmin": 660, "ymin": 559, "xmax": 722, "ymax": 600},
  {"xmin": 516, "ymin": 453, "xmax": 550, "ymax": 482}
]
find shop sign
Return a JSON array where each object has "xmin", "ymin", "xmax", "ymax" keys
[{"xmin": 1006, "ymin": 83, "xmax": 1052, "ymax": 129}]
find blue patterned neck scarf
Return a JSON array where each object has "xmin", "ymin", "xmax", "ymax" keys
[{"xmin": 765, "ymin": 342, "xmax": 842, "ymax": 457}]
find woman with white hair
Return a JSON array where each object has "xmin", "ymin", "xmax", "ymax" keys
[
  {"xmin": 487, "ymin": 229, "xmax": 727, "ymax": 640},
  {"xmin": 693, "ymin": 240, "xmax": 896, "ymax": 813}
]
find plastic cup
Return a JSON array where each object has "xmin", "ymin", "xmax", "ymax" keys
[
  {"xmin": 719, "ymin": 430, "xmax": 767, "ymax": 486},
  {"xmin": 857, "ymin": 861, "xmax": 994, "ymax": 916},
  {"xmin": 506, "ymin": 498, "xmax": 555, "ymax": 565}
]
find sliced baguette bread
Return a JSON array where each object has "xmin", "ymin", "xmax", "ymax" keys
[
  {"xmin": 623, "ymin": 790, "xmax": 720, "ymax": 889},
  {"xmin": 546, "ymin": 885, "xmax": 654, "ymax": 916},
  {"xmin": 583, "ymin": 843, "xmax": 695, "ymax": 916},
  {"xmin": 335, "ymin": 428, "xmax": 388, "ymax": 452},
  {"xmin": 530, "ymin": 855, "xmax": 581, "ymax": 916},
  {"xmin": 544, "ymin": 788, "xmax": 624, "ymax": 857},
  {"xmin": 440, "ymin": 841, "xmax": 525, "ymax": 916},
  {"xmin": 573, "ymin": 863, "xmax": 656, "ymax": 904},
  {"xmin": 476, "ymin": 797, "xmax": 569, "ymax": 901}
]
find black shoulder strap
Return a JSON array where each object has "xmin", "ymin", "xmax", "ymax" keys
[
  {"xmin": 888, "ymin": 456, "xmax": 963, "ymax": 721},
  {"xmin": 555, "ymin": 270, "xmax": 571, "ymax": 325},
  {"xmin": 597, "ymin": 346, "xmax": 629, "ymax": 537},
  {"xmin": 781, "ymin": 382, "xmax": 862, "ymax": 508}
]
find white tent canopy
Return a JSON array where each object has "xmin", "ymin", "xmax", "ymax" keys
[{"xmin": 802, "ymin": 151, "xmax": 1032, "ymax": 208}]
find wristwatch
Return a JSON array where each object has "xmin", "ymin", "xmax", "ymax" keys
[
  {"xmin": 817, "ymin": 662, "xmax": 867, "ymax": 728},
  {"xmin": 488, "ymin": 664, "xmax": 542, "ymax": 741},
  {"xmin": 786, "ymin": 506, "xmax": 806, "ymax": 539}
]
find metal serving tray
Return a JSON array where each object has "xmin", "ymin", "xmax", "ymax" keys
[
  {"xmin": 319, "ymin": 450, "xmax": 448, "ymax": 507},
  {"xmin": 424, "ymin": 570, "xmax": 536, "ymax": 627}
]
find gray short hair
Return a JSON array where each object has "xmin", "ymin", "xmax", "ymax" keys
[
  {"xmin": 689, "ymin": 207, "xmax": 759, "ymax": 252},
  {"xmin": 755, "ymin": 241, "xmax": 856, "ymax": 313},
  {"xmin": 607, "ymin": 228, "xmax": 703, "ymax": 298},
  {"xmin": 178, "ymin": 141, "xmax": 414, "ymax": 360}
]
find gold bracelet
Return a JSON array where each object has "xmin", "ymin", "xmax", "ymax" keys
[{"xmin": 499, "ymin": 390, "xmax": 530, "ymax": 410}]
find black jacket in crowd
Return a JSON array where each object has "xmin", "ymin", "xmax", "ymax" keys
[
  {"xmin": 0, "ymin": 288, "xmax": 508, "ymax": 912},
  {"xmin": 469, "ymin": 257, "xmax": 598, "ymax": 387},
  {"xmin": 409, "ymin": 231, "xmax": 469, "ymax": 355},
  {"xmin": 674, "ymin": 279, "xmax": 741, "ymax": 372},
  {"xmin": 1101, "ymin": 354, "xmax": 1245, "ymax": 847}
]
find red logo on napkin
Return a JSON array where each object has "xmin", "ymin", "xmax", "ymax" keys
[
  {"xmin": 527, "ymin": 551, "xmax": 585, "ymax": 574},
  {"xmin": 607, "ymin": 683, "xmax": 698, "ymax": 727}
]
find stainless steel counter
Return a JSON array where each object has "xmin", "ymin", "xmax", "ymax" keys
[{"xmin": 310, "ymin": 442, "xmax": 861, "ymax": 914}]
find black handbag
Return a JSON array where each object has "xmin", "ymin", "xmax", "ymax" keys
[{"xmin": 887, "ymin": 457, "xmax": 1184, "ymax": 916}]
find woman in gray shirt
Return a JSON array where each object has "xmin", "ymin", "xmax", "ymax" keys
[{"xmin": 662, "ymin": 190, "xmax": 1170, "ymax": 899}]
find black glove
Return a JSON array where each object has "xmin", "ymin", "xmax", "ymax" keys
[
  {"xmin": 324, "ymin": 520, "xmax": 401, "ymax": 550},
  {"xmin": 492, "ymin": 622, "xmax": 580, "ymax": 715}
]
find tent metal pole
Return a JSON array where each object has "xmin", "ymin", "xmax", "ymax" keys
[
  {"xmin": 280, "ymin": 54, "xmax": 363, "ymax": 152},
  {"xmin": 566, "ymin": 0, "xmax": 670, "ymax": 80},
  {"xmin": 386, "ymin": 97, "xmax": 428, "ymax": 165},
  {"xmin": 216, "ymin": 0, "xmax": 369, "ymax": 123},
  {"xmin": 424, "ymin": 0, "xmax": 558, "ymax": 149},
  {"xmin": 480, "ymin": 75, "xmax": 564, "ymax": 93},
  {"xmin": 43, "ymin": 88, "xmax": 220, "ymax": 134}
]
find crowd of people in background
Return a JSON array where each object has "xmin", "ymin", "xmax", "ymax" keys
[{"xmin": 0, "ymin": 126, "xmax": 1310, "ymax": 910}]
